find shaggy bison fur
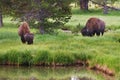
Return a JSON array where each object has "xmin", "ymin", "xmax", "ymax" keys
[
  {"xmin": 24, "ymin": 33, "xmax": 34, "ymax": 44},
  {"xmin": 18, "ymin": 21, "xmax": 34, "ymax": 44},
  {"xmin": 81, "ymin": 18, "xmax": 105, "ymax": 36}
]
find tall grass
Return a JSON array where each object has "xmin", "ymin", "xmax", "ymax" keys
[{"xmin": 0, "ymin": 49, "xmax": 32, "ymax": 66}]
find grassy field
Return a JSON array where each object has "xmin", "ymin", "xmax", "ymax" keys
[
  {"xmin": 0, "ymin": 8, "xmax": 120, "ymax": 79},
  {"xmin": 66, "ymin": 8, "xmax": 120, "ymax": 31}
]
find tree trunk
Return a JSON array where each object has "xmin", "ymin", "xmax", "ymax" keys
[
  {"xmin": 79, "ymin": 0, "xmax": 89, "ymax": 10},
  {"xmin": 0, "ymin": 10, "xmax": 3, "ymax": 27},
  {"xmin": 103, "ymin": 5, "xmax": 108, "ymax": 14},
  {"xmin": 103, "ymin": 0, "xmax": 108, "ymax": 14},
  {"xmin": 39, "ymin": 25, "xmax": 45, "ymax": 34}
]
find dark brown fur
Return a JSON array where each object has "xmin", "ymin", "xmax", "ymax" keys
[
  {"xmin": 24, "ymin": 33, "xmax": 34, "ymax": 44},
  {"xmin": 81, "ymin": 18, "xmax": 105, "ymax": 36}
]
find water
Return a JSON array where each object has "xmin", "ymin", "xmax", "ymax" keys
[{"xmin": 0, "ymin": 66, "xmax": 107, "ymax": 80}]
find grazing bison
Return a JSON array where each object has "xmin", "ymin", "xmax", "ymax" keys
[
  {"xmin": 18, "ymin": 21, "xmax": 34, "ymax": 44},
  {"xmin": 81, "ymin": 18, "xmax": 105, "ymax": 36},
  {"xmin": 24, "ymin": 33, "xmax": 34, "ymax": 44}
]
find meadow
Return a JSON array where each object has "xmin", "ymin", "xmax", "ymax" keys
[{"xmin": 0, "ymin": 8, "xmax": 120, "ymax": 79}]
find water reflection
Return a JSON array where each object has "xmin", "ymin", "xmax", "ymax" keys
[
  {"xmin": 71, "ymin": 76, "xmax": 79, "ymax": 80},
  {"xmin": 0, "ymin": 66, "xmax": 105, "ymax": 80},
  {"xmin": 71, "ymin": 76, "xmax": 95, "ymax": 80}
]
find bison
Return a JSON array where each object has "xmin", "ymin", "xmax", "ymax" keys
[
  {"xmin": 18, "ymin": 21, "xmax": 34, "ymax": 44},
  {"xmin": 81, "ymin": 18, "xmax": 105, "ymax": 36}
]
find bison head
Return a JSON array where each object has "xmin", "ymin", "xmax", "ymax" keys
[{"xmin": 81, "ymin": 27, "xmax": 90, "ymax": 36}]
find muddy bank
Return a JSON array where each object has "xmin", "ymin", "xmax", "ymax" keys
[
  {"xmin": 0, "ymin": 60, "xmax": 115, "ymax": 77},
  {"xmin": 90, "ymin": 64, "xmax": 115, "ymax": 76}
]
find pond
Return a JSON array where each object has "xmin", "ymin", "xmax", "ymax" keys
[{"xmin": 0, "ymin": 66, "xmax": 112, "ymax": 80}]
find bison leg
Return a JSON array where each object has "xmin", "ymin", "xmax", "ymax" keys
[
  {"xmin": 101, "ymin": 31, "xmax": 104, "ymax": 36},
  {"xmin": 20, "ymin": 35, "xmax": 26, "ymax": 43},
  {"xmin": 89, "ymin": 31, "xmax": 95, "ymax": 37},
  {"xmin": 89, "ymin": 34, "xmax": 93, "ymax": 36},
  {"xmin": 24, "ymin": 33, "xmax": 34, "ymax": 45},
  {"xmin": 27, "ymin": 40, "xmax": 33, "ymax": 45},
  {"xmin": 96, "ymin": 31, "xmax": 100, "ymax": 36}
]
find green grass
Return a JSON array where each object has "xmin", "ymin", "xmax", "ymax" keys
[
  {"xmin": 65, "ymin": 8, "xmax": 120, "ymax": 31},
  {"xmin": 0, "ymin": 8, "xmax": 120, "ymax": 79},
  {"xmin": 72, "ymin": 8, "xmax": 120, "ymax": 16},
  {"xmin": 0, "ymin": 23, "xmax": 120, "ymax": 69}
]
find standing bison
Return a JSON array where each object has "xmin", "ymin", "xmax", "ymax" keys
[
  {"xmin": 81, "ymin": 18, "xmax": 105, "ymax": 36},
  {"xmin": 18, "ymin": 21, "xmax": 34, "ymax": 44}
]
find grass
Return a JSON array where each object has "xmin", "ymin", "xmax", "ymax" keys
[
  {"xmin": 66, "ymin": 8, "xmax": 120, "ymax": 31},
  {"xmin": 0, "ymin": 8, "xmax": 120, "ymax": 79}
]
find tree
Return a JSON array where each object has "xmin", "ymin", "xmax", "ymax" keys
[
  {"xmin": 9, "ymin": 0, "xmax": 72, "ymax": 34},
  {"xmin": 77, "ymin": 0, "xmax": 120, "ymax": 13},
  {"xmin": 0, "ymin": 0, "xmax": 4, "ymax": 27},
  {"xmin": 32, "ymin": 0, "xmax": 72, "ymax": 34},
  {"xmin": 0, "ymin": 0, "xmax": 13, "ymax": 27},
  {"xmin": 79, "ymin": 0, "xmax": 89, "ymax": 10},
  {"xmin": 91, "ymin": 0, "xmax": 120, "ymax": 14},
  {"xmin": 0, "ymin": 9, "xmax": 3, "ymax": 27}
]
